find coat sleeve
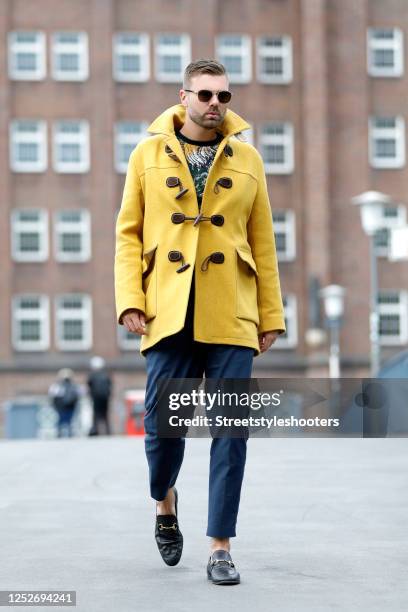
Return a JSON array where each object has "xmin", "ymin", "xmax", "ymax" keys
[
  {"xmin": 114, "ymin": 147, "xmax": 146, "ymax": 325},
  {"xmin": 247, "ymin": 150, "xmax": 286, "ymax": 335}
]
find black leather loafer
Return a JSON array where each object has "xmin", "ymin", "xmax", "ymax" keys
[
  {"xmin": 207, "ymin": 550, "xmax": 240, "ymax": 585},
  {"xmin": 155, "ymin": 487, "xmax": 183, "ymax": 566}
]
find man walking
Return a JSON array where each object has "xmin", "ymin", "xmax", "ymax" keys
[
  {"xmin": 87, "ymin": 356, "xmax": 112, "ymax": 436},
  {"xmin": 115, "ymin": 59, "xmax": 286, "ymax": 584}
]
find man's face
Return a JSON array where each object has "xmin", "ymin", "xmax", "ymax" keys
[{"xmin": 180, "ymin": 74, "xmax": 230, "ymax": 130}]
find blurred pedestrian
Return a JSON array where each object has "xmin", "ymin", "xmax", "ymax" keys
[
  {"xmin": 87, "ymin": 356, "xmax": 112, "ymax": 436},
  {"xmin": 48, "ymin": 369, "xmax": 79, "ymax": 438}
]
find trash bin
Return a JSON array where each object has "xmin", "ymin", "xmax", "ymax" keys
[{"xmin": 4, "ymin": 398, "xmax": 41, "ymax": 439}]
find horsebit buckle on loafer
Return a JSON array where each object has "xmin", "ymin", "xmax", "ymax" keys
[
  {"xmin": 210, "ymin": 559, "xmax": 234, "ymax": 567},
  {"xmin": 158, "ymin": 523, "xmax": 178, "ymax": 531}
]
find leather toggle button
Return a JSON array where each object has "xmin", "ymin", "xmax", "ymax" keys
[
  {"xmin": 168, "ymin": 250, "xmax": 191, "ymax": 273},
  {"xmin": 175, "ymin": 187, "xmax": 189, "ymax": 199},
  {"xmin": 166, "ymin": 176, "xmax": 189, "ymax": 199},
  {"xmin": 214, "ymin": 177, "xmax": 233, "ymax": 194},
  {"xmin": 224, "ymin": 144, "xmax": 233, "ymax": 157},
  {"xmin": 211, "ymin": 214, "xmax": 224, "ymax": 226},
  {"xmin": 166, "ymin": 176, "xmax": 180, "ymax": 188},
  {"xmin": 171, "ymin": 212, "xmax": 186, "ymax": 224},
  {"xmin": 200, "ymin": 251, "xmax": 225, "ymax": 271},
  {"xmin": 210, "ymin": 251, "xmax": 225, "ymax": 264},
  {"xmin": 165, "ymin": 144, "xmax": 181, "ymax": 162}
]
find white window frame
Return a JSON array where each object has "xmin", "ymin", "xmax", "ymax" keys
[
  {"xmin": 53, "ymin": 120, "xmax": 90, "ymax": 173},
  {"xmin": 259, "ymin": 122, "xmax": 294, "ymax": 174},
  {"xmin": 113, "ymin": 32, "xmax": 150, "ymax": 82},
  {"xmin": 12, "ymin": 294, "xmax": 50, "ymax": 351},
  {"xmin": 10, "ymin": 120, "xmax": 47, "ymax": 173},
  {"xmin": 11, "ymin": 209, "xmax": 49, "ymax": 262},
  {"xmin": 256, "ymin": 35, "xmax": 293, "ymax": 84},
  {"xmin": 117, "ymin": 324, "xmax": 141, "ymax": 350},
  {"xmin": 272, "ymin": 210, "xmax": 296, "ymax": 261},
  {"xmin": 369, "ymin": 116, "xmax": 405, "ymax": 169},
  {"xmin": 373, "ymin": 205, "xmax": 407, "ymax": 257},
  {"xmin": 378, "ymin": 290, "xmax": 408, "ymax": 346},
  {"xmin": 367, "ymin": 28, "xmax": 404, "ymax": 78},
  {"xmin": 114, "ymin": 121, "xmax": 148, "ymax": 173},
  {"xmin": 155, "ymin": 33, "xmax": 191, "ymax": 83},
  {"xmin": 55, "ymin": 294, "xmax": 92, "ymax": 351},
  {"xmin": 51, "ymin": 31, "xmax": 89, "ymax": 81},
  {"xmin": 216, "ymin": 34, "xmax": 252, "ymax": 84},
  {"xmin": 54, "ymin": 209, "xmax": 91, "ymax": 262},
  {"xmin": 8, "ymin": 31, "xmax": 46, "ymax": 80},
  {"xmin": 273, "ymin": 294, "xmax": 298, "ymax": 349}
]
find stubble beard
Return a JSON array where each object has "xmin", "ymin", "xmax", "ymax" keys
[{"xmin": 189, "ymin": 107, "xmax": 226, "ymax": 131}]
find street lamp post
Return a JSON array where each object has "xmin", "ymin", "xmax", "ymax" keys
[
  {"xmin": 320, "ymin": 285, "xmax": 346, "ymax": 379},
  {"xmin": 351, "ymin": 191, "xmax": 394, "ymax": 377}
]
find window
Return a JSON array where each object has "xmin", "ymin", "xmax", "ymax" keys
[
  {"xmin": 274, "ymin": 295, "xmax": 297, "ymax": 348},
  {"xmin": 378, "ymin": 291, "xmax": 408, "ymax": 345},
  {"xmin": 367, "ymin": 28, "xmax": 404, "ymax": 77},
  {"xmin": 216, "ymin": 35, "xmax": 251, "ymax": 84},
  {"xmin": 114, "ymin": 121, "xmax": 148, "ymax": 172},
  {"xmin": 53, "ymin": 120, "xmax": 90, "ymax": 173},
  {"xmin": 55, "ymin": 294, "xmax": 92, "ymax": 351},
  {"xmin": 257, "ymin": 36, "xmax": 293, "ymax": 84},
  {"xmin": 11, "ymin": 209, "xmax": 48, "ymax": 262},
  {"xmin": 113, "ymin": 32, "xmax": 150, "ymax": 82},
  {"xmin": 369, "ymin": 116, "xmax": 405, "ymax": 168},
  {"xmin": 54, "ymin": 210, "xmax": 91, "ymax": 262},
  {"xmin": 117, "ymin": 325, "xmax": 141, "ymax": 350},
  {"xmin": 373, "ymin": 205, "xmax": 407, "ymax": 257},
  {"xmin": 10, "ymin": 120, "xmax": 47, "ymax": 172},
  {"xmin": 51, "ymin": 32, "xmax": 89, "ymax": 81},
  {"xmin": 272, "ymin": 210, "xmax": 296, "ymax": 261},
  {"xmin": 8, "ymin": 31, "xmax": 46, "ymax": 80},
  {"xmin": 259, "ymin": 122, "xmax": 294, "ymax": 173},
  {"xmin": 12, "ymin": 295, "xmax": 49, "ymax": 351},
  {"xmin": 155, "ymin": 34, "xmax": 191, "ymax": 82}
]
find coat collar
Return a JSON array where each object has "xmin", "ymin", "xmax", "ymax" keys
[{"xmin": 147, "ymin": 103, "xmax": 251, "ymax": 139}]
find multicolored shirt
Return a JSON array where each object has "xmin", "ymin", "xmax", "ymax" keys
[{"xmin": 175, "ymin": 129, "xmax": 223, "ymax": 209}]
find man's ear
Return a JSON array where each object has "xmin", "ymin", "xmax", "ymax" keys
[{"xmin": 179, "ymin": 90, "xmax": 187, "ymax": 107}]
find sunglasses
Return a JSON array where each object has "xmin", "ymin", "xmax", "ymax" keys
[{"xmin": 184, "ymin": 89, "xmax": 232, "ymax": 104}]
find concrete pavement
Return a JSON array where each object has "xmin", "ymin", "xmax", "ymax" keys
[{"xmin": 0, "ymin": 435, "xmax": 407, "ymax": 611}]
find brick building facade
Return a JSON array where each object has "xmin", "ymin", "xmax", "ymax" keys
[{"xmin": 1, "ymin": 0, "xmax": 408, "ymax": 424}]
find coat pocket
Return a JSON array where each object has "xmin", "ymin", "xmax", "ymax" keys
[
  {"xmin": 235, "ymin": 246, "xmax": 259, "ymax": 325},
  {"xmin": 142, "ymin": 244, "xmax": 158, "ymax": 322}
]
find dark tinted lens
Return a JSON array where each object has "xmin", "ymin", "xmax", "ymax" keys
[
  {"xmin": 197, "ymin": 90, "xmax": 213, "ymax": 102},
  {"xmin": 217, "ymin": 91, "xmax": 231, "ymax": 103}
]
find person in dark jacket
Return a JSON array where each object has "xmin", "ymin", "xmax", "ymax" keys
[
  {"xmin": 48, "ymin": 368, "xmax": 79, "ymax": 438},
  {"xmin": 87, "ymin": 356, "xmax": 112, "ymax": 436}
]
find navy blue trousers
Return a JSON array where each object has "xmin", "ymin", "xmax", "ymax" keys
[{"xmin": 143, "ymin": 275, "xmax": 254, "ymax": 537}]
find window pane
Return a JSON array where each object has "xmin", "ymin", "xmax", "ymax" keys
[
  {"xmin": 20, "ymin": 320, "xmax": 41, "ymax": 341},
  {"xmin": 16, "ymin": 53, "xmax": 37, "ymax": 71},
  {"xmin": 63, "ymin": 320, "xmax": 83, "ymax": 341},
  {"xmin": 19, "ymin": 233, "xmax": 40, "ymax": 252}
]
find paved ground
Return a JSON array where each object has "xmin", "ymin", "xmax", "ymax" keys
[{"xmin": 0, "ymin": 436, "xmax": 407, "ymax": 612}]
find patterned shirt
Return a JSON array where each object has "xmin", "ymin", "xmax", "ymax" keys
[{"xmin": 175, "ymin": 129, "xmax": 223, "ymax": 209}]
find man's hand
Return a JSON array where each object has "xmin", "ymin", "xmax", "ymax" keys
[
  {"xmin": 258, "ymin": 330, "xmax": 280, "ymax": 353},
  {"xmin": 122, "ymin": 309, "xmax": 147, "ymax": 335}
]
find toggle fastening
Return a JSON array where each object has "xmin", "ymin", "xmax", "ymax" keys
[
  {"xmin": 200, "ymin": 251, "xmax": 225, "ymax": 271},
  {"xmin": 214, "ymin": 177, "xmax": 233, "ymax": 194},
  {"xmin": 168, "ymin": 250, "xmax": 191, "ymax": 273},
  {"xmin": 223, "ymin": 144, "xmax": 233, "ymax": 157},
  {"xmin": 164, "ymin": 144, "xmax": 181, "ymax": 162},
  {"xmin": 171, "ymin": 212, "xmax": 224, "ymax": 227},
  {"xmin": 166, "ymin": 176, "xmax": 189, "ymax": 199}
]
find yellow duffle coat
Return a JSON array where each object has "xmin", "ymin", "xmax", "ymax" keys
[{"xmin": 115, "ymin": 103, "xmax": 286, "ymax": 356}]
